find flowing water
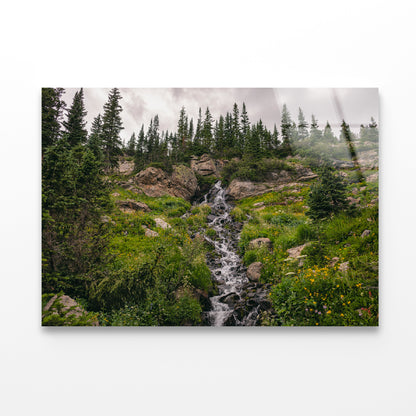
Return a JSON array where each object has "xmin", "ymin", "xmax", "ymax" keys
[{"xmin": 202, "ymin": 181, "xmax": 249, "ymax": 326}]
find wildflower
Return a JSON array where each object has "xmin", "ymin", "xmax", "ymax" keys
[
  {"xmin": 340, "ymin": 313, "xmax": 344, "ymax": 317},
  {"xmin": 318, "ymin": 312, "xmax": 322, "ymax": 315},
  {"xmin": 316, "ymin": 323, "xmax": 319, "ymax": 326},
  {"xmin": 326, "ymin": 310, "xmax": 332, "ymax": 314},
  {"xmin": 323, "ymin": 305, "xmax": 327, "ymax": 309}
]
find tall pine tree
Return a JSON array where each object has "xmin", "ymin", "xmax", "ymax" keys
[
  {"xmin": 42, "ymin": 87, "xmax": 66, "ymax": 151},
  {"xmin": 101, "ymin": 88, "xmax": 124, "ymax": 171},
  {"xmin": 63, "ymin": 88, "xmax": 88, "ymax": 147}
]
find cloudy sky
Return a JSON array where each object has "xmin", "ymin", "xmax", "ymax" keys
[{"xmin": 63, "ymin": 88, "xmax": 379, "ymax": 143}]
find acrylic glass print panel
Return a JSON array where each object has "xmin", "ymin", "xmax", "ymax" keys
[{"xmin": 41, "ymin": 88, "xmax": 379, "ymax": 326}]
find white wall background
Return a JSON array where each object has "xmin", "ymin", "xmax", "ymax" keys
[{"xmin": 1, "ymin": 1, "xmax": 415, "ymax": 415}]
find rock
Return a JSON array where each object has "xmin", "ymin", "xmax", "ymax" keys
[
  {"xmin": 116, "ymin": 199, "xmax": 151, "ymax": 213},
  {"xmin": 227, "ymin": 180, "xmax": 269, "ymax": 200},
  {"xmin": 134, "ymin": 165, "xmax": 198, "ymax": 201},
  {"xmin": 220, "ymin": 292, "xmax": 240, "ymax": 307},
  {"xmin": 329, "ymin": 257, "xmax": 339, "ymax": 267},
  {"xmin": 367, "ymin": 172, "xmax": 378, "ymax": 183},
  {"xmin": 117, "ymin": 160, "xmax": 135, "ymax": 175},
  {"xmin": 43, "ymin": 294, "xmax": 99, "ymax": 326},
  {"xmin": 361, "ymin": 229, "xmax": 371, "ymax": 238},
  {"xmin": 101, "ymin": 215, "xmax": 112, "ymax": 223},
  {"xmin": 154, "ymin": 217, "xmax": 171, "ymax": 229},
  {"xmin": 226, "ymin": 163, "xmax": 316, "ymax": 199},
  {"xmin": 247, "ymin": 262, "xmax": 263, "ymax": 281},
  {"xmin": 287, "ymin": 243, "xmax": 310, "ymax": 258},
  {"xmin": 248, "ymin": 238, "xmax": 272, "ymax": 250},
  {"xmin": 190, "ymin": 154, "xmax": 224, "ymax": 177},
  {"xmin": 111, "ymin": 192, "xmax": 121, "ymax": 197},
  {"xmin": 339, "ymin": 261, "xmax": 349, "ymax": 272},
  {"xmin": 141, "ymin": 225, "xmax": 159, "ymax": 237},
  {"xmin": 253, "ymin": 202, "xmax": 265, "ymax": 207}
]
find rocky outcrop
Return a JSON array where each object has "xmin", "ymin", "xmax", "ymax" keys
[
  {"xmin": 43, "ymin": 294, "xmax": 99, "ymax": 326},
  {"xmin": 116, "ymin": 199, "xmax": 151, "ymax": 213},
  {"xmin": 134, "ymin": 165, "xmax": 198, "ymax": 201},
  {"xmin": 190, "ymin": 154, "xmax": 225, "ymax": 177},
  {"xmin": 248, "ymin": 238, "xmax": 272, "ymax": 250},
  {"xmin": 226, "ymin": 165, "xmax": 317, "ymax": 200},
  {"xmin": 117, "ymin": 160, "xmax": 135, "ymax": 175},
  {"xmin": 247, "ymin": 262, "xmax": 263, "ymax": 281}
]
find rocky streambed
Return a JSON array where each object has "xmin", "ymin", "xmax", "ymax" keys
[{"xmin": 200, "ymin": 181, "xmax": 274, "ymax": 326}]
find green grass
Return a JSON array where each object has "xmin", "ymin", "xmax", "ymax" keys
[{"xmin": 233, "ymin": 181, "xmax": 378, "ymax": 326}]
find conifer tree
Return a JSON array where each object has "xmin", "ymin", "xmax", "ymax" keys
[
  {"xmin": 240, "ymin": 102, "xmax": 250, "ymax": 149},
  {"xmin": 310, "ymin": 114, "xmax": 322, "ymax": 143},
  {"xmin": 247, "ymin": 123, "xmax": 261, "ymax": 159},
  {"xmin": 214, "ymin": 115, "xmax": 225, "ymax": 153},
  {"xmin": 297, "ymin": 108, "xmax": 308, "ymax": 141},
  {"xmin": 63, "ymin": 88, "xmax": 88, "ymax": 147},
  {"xmin": 126, "ymin": 132, "xmax": 136, "ymax": 156},
  {"xmin": 232, "ymin": 103, "xmax": 241, "ymax": 150},
  {"xmin": 306, "ymin": 167, "xmax": 348, "ymax": 220},
  {"xmin": 272, "ymin": 124, "xmax": 280, "ymax": 152},
  {"xmin": 192, "ymin": 108, "xmax": 203, "ymax": 156},
  {"xmin": 280, "ymin": 104, "xmax": 293, "ymax": 156},
  {"xmin": 42, "ymin": 87, "xmax": 66, "ymax": 151},
  {"xmin": 323, "ymin": 121, "xmax": 337, "ymax": 143},
  {"xmin": 101, "ymin": 88, "xmax": 124, "ymax": 171},
  {"xmin": 201, "ymin": 107, "xmax": 213, "ymax": 153},
  {"xmin": 188, "ymin": 118, "xmax": 194, "ymax": 142},
  {"xmin": 177, "ymin": 106, "xmax": 188, "ymax": 151},
  {"xmin": 87, "ymin": 113, "xmax": 104, "ymax": 161},
  {"xmin": 224, "ymin": 112, "xmax": 233, "ymax": 150},
  {"xmin": 134, "ymin": 124, "xmax": 146, "ymax": 170}
]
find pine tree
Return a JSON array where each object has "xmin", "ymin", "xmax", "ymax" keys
[
  {"xmin": 280, "ymin": 104, "xmax": 293, "ymax": 156},
  {"xmin": 177, "ymin": 106, "xmax": 188, "ymax": 151},
  {"xmin": 224, "ymin": 112, "xmax": 233, "ymax": 150},
  {"xmin": 63, "ymin": 88, "xmax": 88, "ymax": 147},
  {"xmin": 323, "ymin": 121, "xmax": 337, "ymax": 143},
  {"xmin": 240, "ymin": 102, "xmax": 250, "ymax": 150},
  {"xmin": 214, "ymin": 115, "xmax": 225, "ymax": 154},
  {"xmin": 126, "ymin": 132, "xmax": 136, "ymax": 156},
  {"xmin": 297, "ymin": 107, "xmax": 308, "ymax": 141},
  {"xmin": 201, "ymin": 107, "xmax": 213, "ymax": 153},
  {"xmin": 101, "ymin": 88, "xmax": 124, "ymax": 171},
  {"xmin": 232, "ymin": 103, "xmax": 240, "ymax": 150},
  {"xmin": 310, "ymin": 114, "xmax": 322, "ymax": 143},
  {"xmin": 272, "ymin": 124, "xmax": 280, "ymax": 153},
  {"xmin": 192, "ymin": 108, "xmax": 203, "ymax": 156},
  {"xmin": 42, "ymin": 87, "xmax": 66, "ymax": 151},
  {"xmin": 87, "ymin": 114, "xmax": 103, "ymax": 161},
  {"xmin": 306, "ymin": 167, "xmax": 348, "ymax": 220},
  {"xmin": 247, "ymin": 124, "xmax": 261, "ymax": 159},
  {"xmin": 188, "ymin": 118, "xmax": 194, "ymax": 142},
  {"xmin": 134, "ymin": 124, "xmax": 146, "ymax": 170}
]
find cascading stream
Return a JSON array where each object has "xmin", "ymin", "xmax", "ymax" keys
[{"xmin": 202, "ymin": 181, "xmax": 249, "ymax": 326}]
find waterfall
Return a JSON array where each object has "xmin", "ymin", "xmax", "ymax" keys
[{"xmin": 202, "ymin": 181, "xmax": 249, "ymax": 326}]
